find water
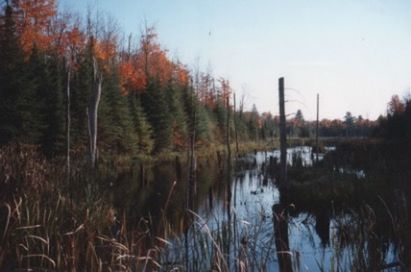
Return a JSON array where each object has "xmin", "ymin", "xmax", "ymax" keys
[{"xmin": 111, "ymin": 146, "xmax": 401, "ymax": 271}]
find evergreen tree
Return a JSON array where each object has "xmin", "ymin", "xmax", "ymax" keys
[
  {"xmin": 0, "ymin": 4, "xmax": 31, "ymax": 144},
  {"xmin": 141, "ymin": 79, "xmax": 172, "ymax": 152},
  {"xmin": 26, "ymin": 48, "xmax": 65, "ymax": 154},
  {"xmin": 182, "ymin": 84, "xmax": 211, "ymax": 144},
  {"xmin": 70, "ymin": 48, "xmax": 93, "ymax": 148},
  {"xmin": 42, "ymin": 54, "xmax": 65, "ymax": 155},
  {"xmin": 128, "ymin": 93, "xmax": 153, "ymax": 154},
  {"xmin": 166, "ymin": 82, "xmax": 188, "ymax": 149},
  {"xmin": 99, "ymin": 66, "xmax": 137, "ymax": 153}
]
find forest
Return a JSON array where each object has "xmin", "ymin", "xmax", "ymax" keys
[
  {"xmin": 1, "ymin": 1, "xmax": 410, "ymax": 271},
  {"xmin": 0, "ymin": 1, "xmax": 377, "ymax": 160}
]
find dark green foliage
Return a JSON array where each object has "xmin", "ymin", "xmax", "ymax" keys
[
  {"xmin": 182, "ymin": 85, "xmax": 212, "ymax": 144},
  {"xmin": 99, "ymin": 66, "xmax": 137, "ymax": 153},
  {"xmin": 70, "ymin": 49, "xmax": 93, "ymax": 148},
  {"xmin": 141, "ymin": 79, "xmax": 172, "ymax": 153},
  {"xmin": 374, "ymin": 97, "xmax": 411, "ymax": 140},
  {"xmin": 128, "ymin": 94, "xmax": 153, "ymax": 154},
  {"xmin": 166, "ymin": 82, "xmax": 188, "ymax": 149},
  {"xmin": 41, "ymin": 54, "xmax": 65, "ymax": 155},
  {"xmin": 0, "ymin": 4, "xmax": 272, "ymax": 159},
  {"xmin": 247, "ymin": 104, "xmax": 259, "ymax": 141},
  {"xmin": 27, "ymin": 48, "xmax": 65, "ymax": 155},
  {"xmin": 0, "ymin": 5, "xmax": 31, "ymax": 144}
]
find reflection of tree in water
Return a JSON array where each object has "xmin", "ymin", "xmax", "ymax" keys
[
  {"xmin": 102, "ymin": 149, "xmax": 411, "ymax": 271},
  {"xmin": 273, "ymin": 203, "xmax": 293, "ymax": 272}
]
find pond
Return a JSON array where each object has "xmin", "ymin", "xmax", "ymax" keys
[{"xmin": 106, "ymin": 146, "xmax": 403, "ymax": 271}]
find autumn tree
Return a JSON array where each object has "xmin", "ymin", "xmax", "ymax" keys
[
  {"xmin": 387, "ymin": 95, "xmax": 405, "ymax": 116},
  {"xmin": 138, "ymin": 26, "xmax": 173, "ymax": 152},
  {"xmin": 0, "ymin": 3, "xmax": 280, "ymax": 159},
  {"xmin": 11, "ymin": 0, "xmax": 57, "ymax": 54}
]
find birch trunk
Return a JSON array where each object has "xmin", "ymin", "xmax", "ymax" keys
[
  {"xmin": 67, "ymin": 68, "xmax": 71, "ymax": 175},
  {"xmin": 88, "ymin": 58, "xmax": 102, "ymax": 168}
]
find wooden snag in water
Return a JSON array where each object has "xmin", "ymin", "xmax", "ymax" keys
[
  {"xmin": 273, "ymin": 204, "xmax": 293, "ymax": 272},
  {"xmin": 316, "ymin": 93, "xmax": 319, "ymax": 164},
  {"xmin": 278, "ymin": 77, "xmax": 288, "ymax": 195}
]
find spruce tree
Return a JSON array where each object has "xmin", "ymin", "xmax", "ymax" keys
[
  {"xmin": 26, "ymin": 48, "xmax": 65, "ymax": 153},
  {"xmin": 41, "ymin": 53, "xmax": 65, "ymax": 155},
  {"xmin": 166, "ymin": 83, "xmax": 188, "ymax": 149},
  {"xmin": 99, "ymin": 66, "xmax": 137, "ymax": 153},
  {"xmin": 141, "ymin": 79, "xmax": 172, "ymax": 153},
  {"xmin": 0, "ymin": 4, "xmax": 30, "ymax": 144},
  {"xmin": 128, "ymin": 93, "xmax": 153, "ymax": 154},
  {"xmin": 70, "ymin": 49, "xmax": 93, "ymax": 148}
]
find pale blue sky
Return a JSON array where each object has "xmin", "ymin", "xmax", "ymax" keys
[{"xmin": 60, "ymin": 0, "xmax": 411, "ymax": 120}]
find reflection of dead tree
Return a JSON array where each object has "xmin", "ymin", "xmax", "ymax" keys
[
  {"xmin": 233, "ymin": 92, "xmax": 239, "ymax": 155},
  {"xmin": 226, "ymin": 95, "xmax": 231, "ymax": 159},
  {"xmin": 187, "ymin": 67, "xmax": 199, "ymax": 210},
  {"xmin": 273, "ymin": 204, "xmax": 293, "ymax": 272}
]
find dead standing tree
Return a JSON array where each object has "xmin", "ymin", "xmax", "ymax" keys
[
  {"xmin": 278, "ymin": 77, "xmax": 288, "ymax": 195},
  {"xmin": 233, "ymin": 92, "xmax": 239, "ymax": 155},
  {"xmin": 88, "ymin": 57, "xmax": 103, "ymax": 168},
  {"xmin": 316, "ymin": 93, "xmax": 319, "ymax": 164},
  {"xmin": 226, "ymin": 95, "xmax": 231, "ymax": 159},
  {"xmin": 274, "ymin": 77, "xmax": 293, "ymax": 271},
  {"xmin": 187, "ymin": 76, "xmax": 197, "ymax": 210}
]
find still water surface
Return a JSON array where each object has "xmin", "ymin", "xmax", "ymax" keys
[{"xmin": 111, "ymin": 147, "xmax": 397, "ymax": 271}]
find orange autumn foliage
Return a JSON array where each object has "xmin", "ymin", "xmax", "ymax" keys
[
  {"xmin": 12, "ymin": 0, "xmax": 57, "ymax": 54},
  {"xmin": 94, "ymin": 39, "xmax": 116, "ymax": 63},
  {"xmin": 219, "ymin": 78, "xmax": 231, "ymax": 102},
  {"xmin": 173, "ymin": 63, "xmax": 189, "ymax": 87},
  {"xmin": 119, "ymin": 61, "xmax": 147, "ymax": 94},
  {"xmin": 138, "ymin": 27, "xmax": 173, "ymax": 87}
]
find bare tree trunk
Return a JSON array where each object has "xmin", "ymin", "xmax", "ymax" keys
[
  {"xmin": 273, "ymin": 204, "xmax": 293, "ymax": 272},
  {"xmin": 239, "ymin": 94, "xmax": 245, "ymax": 120},
  {"xmin": 278, "ymin": 78, "xmax": 288, "ymax": 193},
  {"xmin": 66, "ymin": 68, "xmax": 71, "ymax": 175},
  {"xmin": 88, "ymin": 57, "xmax": 103, "ymax": 168},
  {"xmin": 316, "ymin": 93, "xmax": 319, "ymax": 164},
  {"xmin": 233, "ymin": 92, "xmax": 239, "ymax": 155},
  {"xmin": 226, "ymin": 95, "xmax": 231, "ymax": 159},
  {"xmin": 187, "ymin": 79, "xmax": 197, "ymax": 210}
]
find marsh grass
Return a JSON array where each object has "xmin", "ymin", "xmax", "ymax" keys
[
  {"xmin": 0, "ymin": 143, "xmax": 278, "ymax": 271},
  {"xmin": 2, "ymin": 140, "xmax": 411, "ymax": 271}
]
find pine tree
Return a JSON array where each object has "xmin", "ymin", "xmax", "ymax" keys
[
  {"xmin": 182, "ymin": 84, "xmax": 211, "ymax": 144},
  {"xmin": 26, "ymin": 47, "xmax": 65, "ymax": 153},
  {"xmin": 141, "ymin": 79, "xmax": 172, "ymax": 152},
  {"xmin": 41, "ymin": 53, "xmax": 65, "ymax": 155},
  {"xmin": 99, "ymin": 65, "xmax": 137, "ymax": 153},
  {"xmin": 70, "ymin": 48, "xmax": 93, "ymax": 148},
  {"xmin": 128, "ymin": 93, "xmax": 153, "ymax": 154},
  {"xmin": 166, "ymin": 82, "xmax": 188, "ymax": 149},
  {"xmin": 0, "ymin": 4, "xmax": 30, "ymax": 144}
]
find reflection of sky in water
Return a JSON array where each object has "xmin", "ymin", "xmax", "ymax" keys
[
  {"xmin": 163, "ymin": 148, "xmax": 394, "ymax": 271},
  {"xmin": 195, "ymin": 148, "xmax": 333, "ymax": 271}
]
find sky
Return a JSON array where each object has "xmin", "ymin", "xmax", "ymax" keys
[{"xmin": 59, "ymin": 0, "xmax": 411, "ymax": 120}]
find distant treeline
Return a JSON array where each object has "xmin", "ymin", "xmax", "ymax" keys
[
  {"xmin": 374, "ymin": 95, "xmax": 411, "ymax": 140},
  {"xmin": 283, "ymin": 110, "xmax": 376, "ymax": 138},
  {"xmin": 0, "ymin": 1, "xmax": 376, "ymax": 159}
]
